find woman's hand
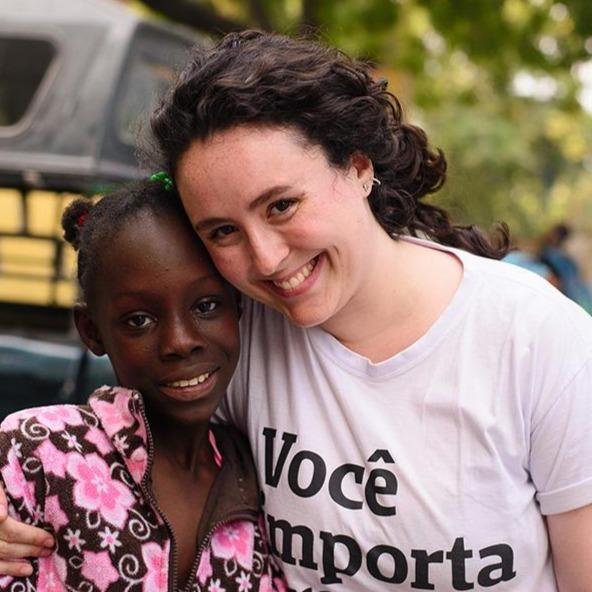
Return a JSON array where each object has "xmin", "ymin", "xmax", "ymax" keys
[{"xmin": 0, "ymin": 482, "xmax": 54, "ymax": 576}]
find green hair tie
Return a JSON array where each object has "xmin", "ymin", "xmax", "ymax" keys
[{"xmin": 149, "ymin": 171, "xmax": 174, "ymax": 191}]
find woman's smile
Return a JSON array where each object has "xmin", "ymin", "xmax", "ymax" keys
[{"xmin": 265, "ymin": 253, "xmax": 323, "ymax": 297}]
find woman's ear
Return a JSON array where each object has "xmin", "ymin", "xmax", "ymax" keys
[
  {"xmin": 349, "ymin": 151, "xmax": 373, "ymax": 184},
  {"xmin": 74, "ymin": 305, "xmax": 105, "ymax": 356}
]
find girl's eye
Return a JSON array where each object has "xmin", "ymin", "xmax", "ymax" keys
[
  {"xmin": 269, "ymin": 199, "xmax": 297, "ymax": 216},
  {"xmin": 124, "ymin": 314, "xmax": 154, "ymax": 329},
  {"xmin": 195, "ymin": 299, "xmax": 219, "ymax": 315},
  {"xmin": 210, "ymin": 224, "xmax": 237, "ymax": 241}
]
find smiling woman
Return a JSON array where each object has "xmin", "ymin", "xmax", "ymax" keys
[
  {"xmin": 153, "ymin": 30, "xmax": 592, "ymax": 592},
  {"xmin": 2, "ymin": 30, "xmax": 592, "ymax": 592}
]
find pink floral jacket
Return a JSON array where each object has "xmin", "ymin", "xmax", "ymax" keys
[{"xmin": 0, "ymin": 386, "xmax": 285, "ymax": 591}]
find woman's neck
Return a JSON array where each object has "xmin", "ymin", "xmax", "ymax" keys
[{"xmin": 321, "ymin": 235, "xmax": 463, "ymax": 363}]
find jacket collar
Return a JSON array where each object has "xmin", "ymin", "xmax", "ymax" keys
[
  {"xmin": 88, "ymin": 386, "xmax": 150, "ymax": 484},
  {"xmin": 87, "ymin": 386, "xmax": 260, "ymax": 534}
]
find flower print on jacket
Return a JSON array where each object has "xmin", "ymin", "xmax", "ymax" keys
[
  {"xmin": 68, "ymin": 452, "xmax": 135, "ymax": 529},
  {"xmin": 211, "ymin": 521, "xmax": 255, "ymax": 571},
  {"xmin": 142, "ymin": 542, "xmax": 169, "ymax": 591},
  {"xmin": 0, "ymin": 387, "xmax": 286, "ymax": 591}
]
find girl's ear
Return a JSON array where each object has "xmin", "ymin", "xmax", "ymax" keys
[{"xmin": 74, "ymin": 305, "xmax": 105, "ymax": 356}]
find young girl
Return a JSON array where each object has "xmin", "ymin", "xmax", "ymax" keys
[{"xmin": 0, "ymin": 179, "xmax": 285, "ymax": 591}]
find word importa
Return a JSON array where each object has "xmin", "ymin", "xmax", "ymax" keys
[{"xmin": 267, "ymin": 513, "xmax": 516, "ymax": 590}]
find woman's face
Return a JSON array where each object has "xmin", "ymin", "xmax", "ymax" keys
[{"xmin": 176, "ymin": 125, "xmax": 378, "ymax": 329}]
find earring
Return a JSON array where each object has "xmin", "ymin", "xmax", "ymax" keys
[{"xmin": 363, "ymin": 177, "xmax": 381, "ymax": 193}]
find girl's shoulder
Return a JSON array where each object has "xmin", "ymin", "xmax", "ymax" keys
[
  {"xmin": 0, "ymin": 402, "xmax": 91, "ymax": 438},
  {"xmin": 0, "ymin": 385, "xmax": 139, "ymax": 468}
]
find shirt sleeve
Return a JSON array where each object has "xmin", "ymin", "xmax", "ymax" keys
[{"xmin": 531, "ymin": 357, "xmax": 592, "ymax": 514}]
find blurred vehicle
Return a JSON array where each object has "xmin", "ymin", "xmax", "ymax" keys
[
  {"xmin": 0, "ymin": 0, "xmax": 205, "ymax": 419},
  {"xmin": 0, "ymin": 335, "xmax": 114, "ymax": 418}
]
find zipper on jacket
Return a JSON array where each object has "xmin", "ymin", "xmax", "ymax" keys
[
  {"xmin": 136, "ymin": 396, "xmax": 259, "ymax": 591},
  {"xmin": 136, "ymin": 397, "xmax": 259, "ymax": 592},
  {"xmin": 182, "ymin": 508, "xmax": 259, "ymax": 592},
  {"xmin": 137, "ymin": 398, "xmax": 181, "ymax": 591}
]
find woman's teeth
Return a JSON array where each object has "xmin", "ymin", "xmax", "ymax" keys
[
  {"xmin": 273, "ymin": 258, "xmax": 317, "ymax": 291},
  {"xmin": 166, "ymin": 372, "xmax": 211, "ymax": 388}
]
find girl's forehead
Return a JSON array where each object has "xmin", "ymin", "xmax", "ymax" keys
[{"xmin": 108, "ymin": 210, "xmax": 214, "ymax": 272}]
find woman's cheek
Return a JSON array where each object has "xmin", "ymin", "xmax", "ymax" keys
[{"xmin": 211, "ymin": 250, "xmax": 246, "ymax": 289}]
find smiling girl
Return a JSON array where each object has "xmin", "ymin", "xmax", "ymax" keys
[
  {"xmin": 2, "ymin": 30, "xmax": 592, "ymax": 591},
  {"xmin": 0, "ymin": 179, "xmax": 284, "ymax": 591}
]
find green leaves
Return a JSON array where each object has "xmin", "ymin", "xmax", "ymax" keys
[{"xmin": 141, "ymin": 0, "xmax": 592, "ymax": 235}]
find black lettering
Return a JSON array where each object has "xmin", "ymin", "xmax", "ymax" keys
[
  {"xmin": 446, "ymin": 537, "xmax": 474, "ymax": 590},
  {"xmin": 365, "ymin": 468, "xmax": 397, "ymax": 516},
  {"xmin": 368, "ymin": 449, "xmax": 395, "ymax": 463},
  {"xmin": 288, "ymin": 450, "xmax": 326, "ymax": 497},
  {"xmin": 367, "ymin": 544, "xmax": 408, "ymax": 583},
  {"xmin": 266, "ymin": 513, "xmax": 318, "ymax": 569},
  {"xmin": 477, "ymin": 544, "xmax": 516, "ymax": 587},
  {"xmin": 411, "ymin": 550, "xmax": 444, "ymax": 590},
  {"xmin": 263, "ymin": 428, "xmax": 297, "ymax": 487},
  {"xmin": 328, "ymin": 463, "xmax": 364, "ymax": 510},
  {"xmin": 319, "ymin": 531, "xmax": 362, "ymax": 585}
]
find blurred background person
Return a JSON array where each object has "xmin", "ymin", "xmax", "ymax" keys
[{"xmin": 539, "ymin": 223, "xmax": 592, "ymax": 312}]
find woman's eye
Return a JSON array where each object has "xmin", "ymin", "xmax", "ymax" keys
[
  {"xmin": 195, "ymin": 299, "xmax": 219, "ymax": 315},
  {"xmin": 210, "ymin": 224, "xmax": 237, "ymax": 240},
  {"xmin": 269, "ymin": 199, "xmax": 296, "ymax": 216},
  {"xmin": 124, "ymin": 314, "xmax": 154, "ymax": 329}
]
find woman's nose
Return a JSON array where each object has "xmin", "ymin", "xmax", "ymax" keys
[{"xmin": 248, "ymin": 231, "xmax": 289, "ymax": 277}]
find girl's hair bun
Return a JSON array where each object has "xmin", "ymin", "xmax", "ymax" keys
[{"xmin": 61, "ymin": 198, "xmax": 93, "ymax": 250}]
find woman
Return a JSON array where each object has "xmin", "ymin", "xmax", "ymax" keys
[{"xmin": 1, "ymin": 31, "xmax": 591, "ymax": 591}]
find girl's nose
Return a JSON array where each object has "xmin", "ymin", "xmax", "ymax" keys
[{"xmin": 159, "ymin": 315, "xmax": 205, "ymax": 359}]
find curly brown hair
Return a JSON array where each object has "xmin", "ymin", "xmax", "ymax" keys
[{"xmin": 150, "ymin": 30, "xmax": 508, "ymax": 258}]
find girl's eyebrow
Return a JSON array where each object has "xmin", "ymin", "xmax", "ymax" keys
[{"xmin": 193, "ymin": 185, "xmax": 291, "ymax": 232}]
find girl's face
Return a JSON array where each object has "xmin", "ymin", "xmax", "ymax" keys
[
  {"xmin": 176, "ymin": 125, "xmax": 378, "ymax": 330},
  {"xmin": 76, "ymin": 210, "xmax": 240, "ymax": 425}
]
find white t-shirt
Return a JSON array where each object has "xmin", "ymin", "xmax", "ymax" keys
[{"xmin": 219, "ymin": 238, "xmax": 592, "ymax": 592}]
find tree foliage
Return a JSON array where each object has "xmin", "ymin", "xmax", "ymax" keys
[{"xmin": 137, "ymin": 0, "xmax": 592, "ymax": 237}]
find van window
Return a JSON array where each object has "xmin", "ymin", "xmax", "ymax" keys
[
  {"xmin": 0, "ymin": 37, "xmax": 55, "ymax": 127},
  {"xmin": 113, "ymin": 26, "xmax": 191, "ymax": 145}
]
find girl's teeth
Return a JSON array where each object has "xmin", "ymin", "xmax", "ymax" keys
[
  {"xmin": 167, "ymin": 373, "xmax": 210, "ymax": 388},
  {"xmin": 274, "ymin": 259, "xmax": 316, "ymax": 290}
]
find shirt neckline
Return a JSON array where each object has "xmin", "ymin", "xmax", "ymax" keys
[{"xmin": 307, "ymin": 236, "xmax": 478, "ymax": 379}]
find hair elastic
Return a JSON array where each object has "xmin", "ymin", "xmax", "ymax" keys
[
  {"xmin": 149, "ymin": 171, "xmax": 174, "ymax": 192},
  {"xmin": 76, "ymin": 212, "xmax": 88, "ymax": 227}
]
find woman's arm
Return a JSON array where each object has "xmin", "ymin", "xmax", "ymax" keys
[
  {"xmin": 547, "ymin": 503, "xmax": 592, "ymax": 592},
  {"xmin": 0, "ymin": 462, "xmax": 54, "ymax": 577}
]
